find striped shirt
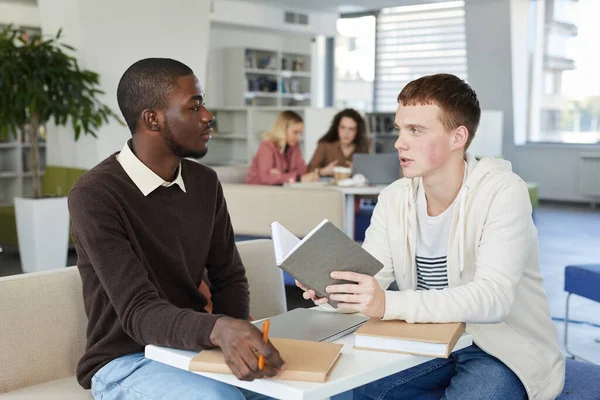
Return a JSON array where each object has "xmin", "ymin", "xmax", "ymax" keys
[
  {"xmin": 415, "ymin": 176, "xmax": 460, "ymax": 291},
  {"xmin": 416, "ymin": 256, "xmax": 448, "ymax": 290}
]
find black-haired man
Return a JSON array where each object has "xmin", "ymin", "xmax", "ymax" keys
[{"xmin": 69, "ymin": 58, "xmax": 283, "ymax": 399}]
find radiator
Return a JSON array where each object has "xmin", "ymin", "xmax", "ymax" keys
[{"xmin": 579, "ymin": 153, "xmax": 600, "ymax": 197}]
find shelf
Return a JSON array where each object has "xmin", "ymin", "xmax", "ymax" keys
[
  {"xmin": 22, "ymin": 171, "xmax": 46, "ymax": 178},
  {"xmin": 244, "ymin": 68, "xmax": 278, "ymax": 76},
  {"xmin": 245, "ymin": 92, "xmax": 279, "ymax": 98},
  {"xmin": 0, "ymin": 171, "xmax": 18, "ymax": 179},
  {"xmin": 21, "ymin": 143, "xmax": 47, "ymax": 148},
  {"xmin": 281, "ymin": 70, "xmax": 311, "ymax": 78},
  {"xmin": 206, "ymin": 160, "xmax": 248, "ymax": 166},
  {"xmin": 213, "ymin": 106, "xmax": 249, "ymax": 112},
  {"xmin": 281, "ymin": 93, "xmax": 311, "ymax": 100},
  {"xmin": 249, "ymin": 106, "xmax": 306, "ymax": 112},
  {"xmin": 0, "ymin": 142, "xmax": 18, "ymax": 149},
  {"xmin": 212, "ymin": 134, "xmax": 247, "ymax": 140}
]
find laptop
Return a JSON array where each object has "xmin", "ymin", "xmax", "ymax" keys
[
  {"xmin": 352, "ymin": 153, "xmax": 402, "ymax": 185},
  {"xmin": 253, "ymin": 308, "xmax": 368, "ymax": 343}
]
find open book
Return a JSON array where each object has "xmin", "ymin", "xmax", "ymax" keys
[
  {"xmin": 190, "ymin": 338, "xmax": 343, "ymax": 383},
  {"xmin": 353, "ymin": 319, "xmax": 466, "ymax": 358},
  {"xmin": 271, "ymin": 219, "xmax": 383, "ymax": 307}
]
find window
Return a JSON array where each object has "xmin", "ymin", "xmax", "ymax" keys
[
  {"xmin": 529, "ymin": 0, "xmax": 600, "ymax": 144},
  {"xmin": 374, "ymin": 1, "xmax": 468, "ymax": 111},
  {"xmin": 334, "ymin": 15, "xmax": 376, "ymax": 112}
]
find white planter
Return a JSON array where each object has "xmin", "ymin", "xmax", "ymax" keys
[{"xmin": 14, "ymin": 196, "xmax": 70, "ymax": 274}]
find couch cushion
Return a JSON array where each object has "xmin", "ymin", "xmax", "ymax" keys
[
  {"xmin": 0, "ymin": 267, "xmax": 87, "ymax": 393},
  {"xmin": 222, "ymin": 184, "xmax": 344, "ymax": 237},
  {"xmin": 0, "ymin": 377, "xmax": 91, "ymax": 400},
  {"xmin": 41, "ymin": 166, "xmax": 87, "ymax": 197},
  {"xmin": 556, "ymin": 359, "xmax": 600, "ymax": 399},
  {"xmin": 210, "ymin": 164, "xmax": 250, "ymax": 184}
]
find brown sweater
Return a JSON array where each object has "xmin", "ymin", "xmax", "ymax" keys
[
  {"xmin": 307, "ymin": 141, "xmax": 368, "ymax": 173},
  {"xmin": 68, "ymin": 154, "xmax": 249, "ymax": 389}
]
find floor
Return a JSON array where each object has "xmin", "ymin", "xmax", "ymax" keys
[{"xmin": 1, "ymin": 202, "xmax": 599, "ymax": 362}]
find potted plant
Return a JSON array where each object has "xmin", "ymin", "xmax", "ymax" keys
[{"xmin": 0, "ymin": 25, "xmax": 121, "ymax": 273}]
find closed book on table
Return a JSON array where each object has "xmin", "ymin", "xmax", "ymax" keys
[
  {"xmin": 353, "ymin": 319, "xmax": 465, "ymax": 358},
  {"xmin": 189, "ymin": 337, "xmax": 343, "ymax": 383}
]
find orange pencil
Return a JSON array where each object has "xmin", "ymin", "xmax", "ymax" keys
[{"xmin": 258, "ymin": 319, "xmax": 270, "ymax": 370}]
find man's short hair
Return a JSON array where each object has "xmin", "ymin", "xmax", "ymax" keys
[
  {"xmin": 117, "ymin": 58, "xmax": 194, "ymax": 133},
  {"xmin": 397, "ymin": 73, "xmax": 481, "ymax": 150}
]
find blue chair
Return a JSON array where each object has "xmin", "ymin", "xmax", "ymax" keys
[{"xmin": 564, "ymin": 264, "xmax": 600, "ymax": 363}]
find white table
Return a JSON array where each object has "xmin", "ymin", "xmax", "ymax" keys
[
  {"xmin": 284, "ymin": 183, "xmax": 387, "ymax": 239},
  {"xmin": 334, "ymin": 186, "xmax": 386, "ymax": 239},
  {"xmin": 146, "ymin": 328, "xmax": 472, "ymax": 400}
]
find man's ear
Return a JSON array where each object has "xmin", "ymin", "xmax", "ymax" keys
[
  {"xmin": 452, "ymin": 126, "xmax": 469, "ymax": 151},
  {"xmin": 141, "ymin": 109, "xmax": 161, "ymax": 132}
]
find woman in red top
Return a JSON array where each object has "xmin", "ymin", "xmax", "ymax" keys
[{"xmin": 245, "ymin": 110, "xmax": 319, "ymax": 185}]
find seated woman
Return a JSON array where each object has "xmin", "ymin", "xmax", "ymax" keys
[
  {"xmin": 307, "ymin": 108, "xmax": 370, "ymax": 177},
  {"xmin": 245, "ymin": 110, "xmax": 319, "ymax": 185}
]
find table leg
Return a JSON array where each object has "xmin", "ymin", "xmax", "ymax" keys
[{"xmin": 344, "ymin": 194, "xmax": 355, "ymax": 239}]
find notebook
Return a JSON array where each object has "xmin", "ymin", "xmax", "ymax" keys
[
  {"xmin": 353, "ymin": 319, "xmax": 465, "ymax": 358},
  {"xmin": 253, "ymin": 308, "xmax": 368, "ymax": 343},
  {"xmin": 189, "ymin": 338, "xmax": 343, "ymax": 383},
  {"xmin": 271, "ymin": 219, "xmax": 383, "ymax": 307}
]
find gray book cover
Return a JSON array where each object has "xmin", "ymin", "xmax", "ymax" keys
[{"xmin": 278, "ymin": 221, "xmax": 383, "ymax": 307}]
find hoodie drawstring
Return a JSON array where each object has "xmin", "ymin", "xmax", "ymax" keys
[
  {"xmin": 402, "ymin": 188, "xmax": 410, "ymax": 281},
  {"xmin": 457, "ymin": 185, "xmax": 469, "ymax": 277}
]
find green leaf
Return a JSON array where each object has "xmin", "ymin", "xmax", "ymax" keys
[{"xmin": 0, "ymin": 24, "xmax": 121, "ymax": 195}]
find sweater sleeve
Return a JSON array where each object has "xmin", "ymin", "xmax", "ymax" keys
[
  {"xmin": 253, "ymin": 142, "xmax": 297, "ymax": 185},
  {"xmin": 69, "ymin": 187, "xmax": 222, "ymax": 350},
  {"xmin": 382, "ymin": 178, "xmax": 533, "ymax": 324},
  {"xmin": 206, "ymin": 181, "xmax": 250, "ymax": 319},
  {"xmin": 307, "ymin": 143, "xmax": 327, "ymax": 172},
  {"xmin": 290, "ymin": 145, "xmax": 308, "ymax": 176}
]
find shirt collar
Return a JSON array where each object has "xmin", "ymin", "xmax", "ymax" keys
[{"xmin": 116, "ymin": 140, "xmax": 186, "ymax": 196}]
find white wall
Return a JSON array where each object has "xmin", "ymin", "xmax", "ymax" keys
[
  {"xmin": 209, "ymin": 23, "xmax": 312, "ymax": 53},
  {"xmin": 464, "ymin": 0, "xmax": 597, "ymax": 202},
  {"xmin": 37, "ymin": 0, "xmax": 211, "ymax": 169},
  {"xmin": 211, "ymin": 0, "xmax": 337, "ymax": 37},
  {"xmin": 0, "ymin": 1, "xmax": 39, "ymax": 27}
]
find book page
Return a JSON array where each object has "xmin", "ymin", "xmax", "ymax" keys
[{"xmin": 270, "ymin": 221, "xmax": 301, "ymax": 265}]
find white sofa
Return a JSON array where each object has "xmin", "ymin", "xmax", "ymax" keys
[
  {"xmin": 209, "ymin": 163, "xmax": 346, "ymax": 237},
  {"xmin": 0, "ymin": 240, "xmax": 284, "ymax": 398},
  {"xmin": 222, "ymin": 183, "xmax": 345, "ymax": 237}
]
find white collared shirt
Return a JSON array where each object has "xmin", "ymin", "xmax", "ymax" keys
[{"xmin": 116, "ymin": 141, "xmax": 186, "ymax": 196}]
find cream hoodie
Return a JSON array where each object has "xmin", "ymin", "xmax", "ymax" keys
[{"xmin": 363, "ymin": 154, "xmax": 565, "ymax": 400}]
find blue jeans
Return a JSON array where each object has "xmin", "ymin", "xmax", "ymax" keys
[
  {"xmin": 353, "ymin": 344, "xmax": 526, "ymax": 400},
  {"xmin": 91, "ymin": 353, "xmax": 274, "ymax": 400}
]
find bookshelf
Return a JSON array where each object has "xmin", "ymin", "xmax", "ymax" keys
[
  {"xmin": 0, "ymin": 132, "xmax": 47, "ymax": 206},
  {"xmin": 365, "ymin": 112, "xmax": 397, "ymax": 153},
  {"xmin": 208, "ymin": 47, "xmax": 312, "ymax": 108},
  {"xmin": 201, "ymin": 107, "xmax": 338, "ymax": 167}
]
